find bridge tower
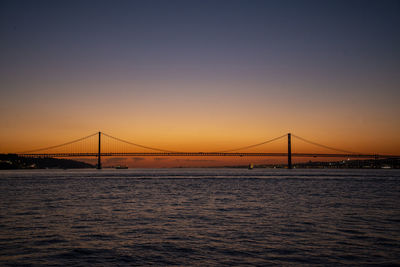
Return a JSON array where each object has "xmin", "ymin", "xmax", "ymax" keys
[
  {"xmin": 288, "ymin": 133, "xmax": 292, "ymax": 169},
  {"xmin": 97, "ymin": 131, "xmax": 102, "ymax": 169}
]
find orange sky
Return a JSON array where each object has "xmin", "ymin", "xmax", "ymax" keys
[{"xmin": 1, "ymin": 79, "xmax": 399, "ymax": 157}]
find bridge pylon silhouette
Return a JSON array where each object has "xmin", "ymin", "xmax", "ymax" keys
[
  {"xmin": 288, "ymin": 133, "xmax": 292, "ymax": 169},
  {"xmin": 97, "ymin": 131, "xmax": 101, "ymax": 169}
]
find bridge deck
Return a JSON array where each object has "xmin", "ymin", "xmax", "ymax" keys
[{"xmin": 18, "ymin": 152, "xmax": 399, "ymax": 159}]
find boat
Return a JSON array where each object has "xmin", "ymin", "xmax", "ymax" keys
[{"xmin": 115, "ymin": 166, "xmax": 128, "ymax": 169}]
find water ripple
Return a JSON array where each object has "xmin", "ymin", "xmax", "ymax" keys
[{"xmin": 0, "ymin": 168, "xmax": 399, "ymax": 265}]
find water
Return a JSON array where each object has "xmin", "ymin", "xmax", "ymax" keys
[{"xmin": 0, "ymin": 168, "xmax": 399, "ymax": 266}]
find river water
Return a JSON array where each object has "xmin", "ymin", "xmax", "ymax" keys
[{"xmin": 0, "ymin": 168, "xmax": 399, "ymax": 266}]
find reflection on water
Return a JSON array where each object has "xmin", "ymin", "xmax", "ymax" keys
[{"xmin": 0, "ymin": 169, "xmax": 399, "ymax": 265}]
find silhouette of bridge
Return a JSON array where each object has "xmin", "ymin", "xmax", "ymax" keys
[{"xmin": 15, "ymin": 132, "xmax": 399, "ymax": 169}]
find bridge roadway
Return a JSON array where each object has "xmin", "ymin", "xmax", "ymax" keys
[{"xmin": 18, "ymin": 152, "xmax": 399, "ymax": 159}]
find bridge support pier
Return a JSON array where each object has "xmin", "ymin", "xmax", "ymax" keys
[
  {"xmin": 288, "ymin": 133, "xmax": 292, "ymax": 169},
  {"xmin": 97, "ymin": 131, "xmax": 102, "ymax": 169}
]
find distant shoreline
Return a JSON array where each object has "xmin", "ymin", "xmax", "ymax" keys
[
  {"xmin": 1, "ymin": 154, "xmax": 398, "ymax": 170},
  {"xmin": 0, "ymin": 154, "xmax": 94, "ymax": 170}
]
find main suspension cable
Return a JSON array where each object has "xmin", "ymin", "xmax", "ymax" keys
[
  {"xmin": 211, "ymin": 134, "xmax": 288, "ymax": 153},
  {"xmin": 292, "ymin": 134, "xmax": 357, "ymax": 154},
  {"xmin": 102, "ymin": 132, "xmax": 179, "ymax": 153},
  {"xmin": 17, "ymin": 132, "xmax": 99, "ymax": 154}
]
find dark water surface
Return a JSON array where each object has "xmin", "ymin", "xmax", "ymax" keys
[{"xmin": 0, "ymin": 168, "xmax": 399, "ymax": 266}]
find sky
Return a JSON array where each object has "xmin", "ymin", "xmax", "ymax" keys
[{"xmin": 0, "ymin": 0, "xmax": 399, "ymax": 166}]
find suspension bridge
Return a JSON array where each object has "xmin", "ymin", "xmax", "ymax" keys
[{"xmin": 14, "ymin": 132, "xmax": 399, "ymax": 169}]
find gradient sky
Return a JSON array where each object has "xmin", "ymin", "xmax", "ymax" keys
[{"xmin": 1, "ymin": 0, "xmax": 399, "ymax": 161}]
